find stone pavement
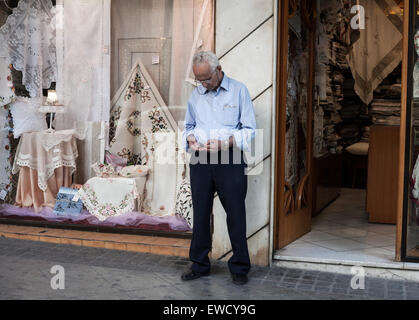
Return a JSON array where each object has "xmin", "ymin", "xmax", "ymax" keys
[{"xmin": 0, "ymin": 237, "xmax": 418, "ymax": 300}]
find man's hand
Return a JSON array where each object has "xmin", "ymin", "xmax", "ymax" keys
[
  {"xmin": 206, "ymin": 139, "xmax": 222, "ymax": 153},
  {"xmin": 187, "ymin": 135, "xmax": 205, "ymax": 151},
  {"xmin": 187, "ymin": 135, "xmax": 198, "ymax": 151}
]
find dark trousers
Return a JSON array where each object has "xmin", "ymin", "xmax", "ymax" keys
[{"xmin": 189, "ymin": 148, "xmax": 251, "ymax": 276}]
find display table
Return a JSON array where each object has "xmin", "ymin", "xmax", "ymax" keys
[
  {"xmin": 12, "ymin": 130, "xmax": 80, "ymax": 212},
  {"xmin": 75, "ymin": 176, "xmax": 147, "ymax": 221}
]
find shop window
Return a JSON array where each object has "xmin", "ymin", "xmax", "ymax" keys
[{"xmin": 0, "ymin": 0, "xmax": 214, "ymax": 234}]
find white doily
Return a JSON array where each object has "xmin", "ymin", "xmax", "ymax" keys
[
  {"xmin": 40, "ymin": 128, "xmax": 85, "ymax": 151},
  {"xmin": 75, "ymin": 177, "xmax": 139, "ymax": 221}
]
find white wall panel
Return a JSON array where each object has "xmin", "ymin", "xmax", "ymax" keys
[
  {"xmin": 219, "ymin": 17, "xmax": 273, "ymax": 100},
  {"xmin": 216, "ymin": 0, "xmax": 273, "ymax": 57},
  {"xmin": 219, "ymin": 225, "xmax": 270, "ymax": 267},
  {"xmin": 253, "ymin": 87, "xmax": 273, "ymax": 161},
  {"xmin": 212, "ymin": 158, "xmax": 271, "ymax": 260},
  {"xmin": 213, "ymin": 0, "xmax": 274, "ymax": 266}
]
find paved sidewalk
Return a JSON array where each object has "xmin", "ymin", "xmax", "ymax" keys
[{"xmin": 0, "ymin": 237, "xmax": 418, "ymax": 300}]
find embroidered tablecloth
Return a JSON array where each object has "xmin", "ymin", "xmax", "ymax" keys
[
  {"xmin": 12, "ymin": 130, "xmax": 79, "ymax": 191},
  {"xmin": 75, "ymin": 177, "xmax": 143, "ymax": 221}
]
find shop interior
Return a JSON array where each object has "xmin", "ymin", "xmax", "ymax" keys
[{"xmin": 275, "ymin": 0, "xmax": 405, "ymax": 264}]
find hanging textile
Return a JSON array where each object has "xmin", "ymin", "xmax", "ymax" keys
[
  {"xmin": 0, "ymin": 58, "xmax": 14, "ymax": 106},
  {"xmin": 55, "ymin": 0, "xmax": 111, "ymax": 129},
  {"xmin": 0, "ymin": 57, "xmax": 15, "ymax": 201},
  {"xmin": 0, "ymin": 0, "xmax": 57, "ymax": 98},
  {"xmin": 109, "ymin": 58, "xmax": 192, "ymax": 222},
  {"xmin": 414, "ymin": 29, "xmax": 419, "ymax": 98},
  {"xmin": 347, "ymin": 0, "xmax": 403, "ymax": 105},
  {"xmin": 411, "ymin": 155, "xmax": 419, "ymax": 204},
  {"xmin": 169, "ymin": 0, "xmax": 214, "ymax": 115}
]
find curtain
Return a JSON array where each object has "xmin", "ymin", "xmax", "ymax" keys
[
  {"xmin": 169, "ymin": 0, "xmax": 214, "ymax": 122},
  {"xmin": 55, "ymin": 0, "xmax": 111, "ymax": 130}
]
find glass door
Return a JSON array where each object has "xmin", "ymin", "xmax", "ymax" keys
[{"xmin": 402, "ymin": 0, "xmax": 419, "ymax": 261}]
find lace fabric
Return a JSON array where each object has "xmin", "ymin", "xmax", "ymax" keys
[
  {"xmin": 0, "ymin": 0, "xmax": 57, "ymax": 98},
  {"xmin": 10, "ymin": 96, "xmax": 48, "ymax": 138},
  {"xmin": 40, "ymin": 128, "xmax": 85, "ymax": 151},
  {"xmin": 12, "ymin": 130, "xmax": 78, "ymax": 191}
]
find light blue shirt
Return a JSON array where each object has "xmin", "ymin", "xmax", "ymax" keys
[{"xmin": 183, "ymin": 74, "xmax": 256, "ymax": 152}]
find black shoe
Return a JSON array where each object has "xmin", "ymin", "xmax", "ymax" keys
[
  {"xmin": 231, "ymin": 273, "xmax": 248, "ymax": 285},
  {"xmin": 181, "ymin": 270, "xmax": 210, "ymax": 281}
]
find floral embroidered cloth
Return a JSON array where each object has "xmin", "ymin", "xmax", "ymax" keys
[
  {"xmin": 12, "ymin": 130, "xmax": 79, "ymax": 191},
  {"xmin": 75, "ymin": 177, "xmax": 139, "ymax": 221},
  {"xmin": 109, "ymin": 58, "xmax": 191, "ymax": 219}
]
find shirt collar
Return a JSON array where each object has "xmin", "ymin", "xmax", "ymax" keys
[
  {"xmin": 200, "ymin": 72, "xmax": 229, "ymax": 95},
  {"xmin": 219, "ymin": 73, "xmax": 230, "ymax": 92}
]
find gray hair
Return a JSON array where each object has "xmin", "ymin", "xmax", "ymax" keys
[{"xmin": 193, "ymin": 51, "xmax": 220, "ymax": 72}]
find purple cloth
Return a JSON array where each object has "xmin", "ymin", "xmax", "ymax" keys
[
  {"xmin": 105, "ymin": 152, "xmax": 127, "ymax": 168},
  {"xmin": 0, "ymin": 204, "xmax": 191, "ymax": 232}
]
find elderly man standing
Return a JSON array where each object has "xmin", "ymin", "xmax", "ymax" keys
[{"xmin": 181, "ymin": 51, "xmax": 256, "ymax": 285}]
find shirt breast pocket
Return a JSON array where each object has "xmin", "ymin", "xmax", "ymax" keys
[{"xmin": 221, "ymin": 105, "xmax": 240, "ymax": 126}]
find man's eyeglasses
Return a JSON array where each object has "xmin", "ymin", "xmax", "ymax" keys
[{"xmin": 194, "ymin": 70, "xmax": 215, "ymax": 87}]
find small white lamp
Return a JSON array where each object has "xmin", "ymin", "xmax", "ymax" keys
[
  {"xmin": 39, "ymin": 89, "xmax": 65, "ymax": 132},
  {"xmin": 46, "ymin": 90, "xmax": 59, "ymax": 106}
]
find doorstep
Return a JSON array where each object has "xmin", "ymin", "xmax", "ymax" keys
[
  {"xmin": 0, "ymin": 224, "xmax": 190, "ymax": 258},
  {"xmin": 273, "ymin": 253, "xmax": 419, "ymax": 283}
]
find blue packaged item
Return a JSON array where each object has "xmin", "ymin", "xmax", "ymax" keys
[{"xmin": 53, "ymin": 187, "xmax": 83, "ymax": 216}]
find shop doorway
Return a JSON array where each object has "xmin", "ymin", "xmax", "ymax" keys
[{"xmin": 274, "ymin": 0, "xmax": 405, "ymax": 265}]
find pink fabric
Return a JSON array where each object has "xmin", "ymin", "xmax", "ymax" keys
[
  {"xmin": 15, "ymin": 166, "xmax": 72, "ymax": 212},
  {"xmin": 105, "ymin": 152, "xmax": 127, "ymax": 168},
  {"xmin": 12, "ymin": 131, "xmax": 78, "ymax": 191},
  {"xmin": 0, "ymin": 203, "xmax": 191, "ymax": 232}
]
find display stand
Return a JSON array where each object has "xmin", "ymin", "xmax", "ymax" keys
[{"xmin": 38, "ymin": 105, "xmax": 65, "ymax": 132}]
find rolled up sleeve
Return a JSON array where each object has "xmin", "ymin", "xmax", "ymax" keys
[
  {"xmin": 182, "ymin": 99, "xmax": 196, "ymax": 152},
  {"xmin": 233, "ymin": 86, "xmax": 256, "ymax": 152}
]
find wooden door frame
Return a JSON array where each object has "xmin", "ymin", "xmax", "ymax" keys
[
  {"xmin": 395, "ymin": 0, "xmax": 408, "ymax": 262},
  {"xmin": 273, "ymin": 0, "xmax": 316, "ymax": 250}
]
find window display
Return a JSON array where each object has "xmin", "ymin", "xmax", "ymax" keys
[{"xmin": 0, "ymin": 0, "xmax": 214, "ymax": 233}]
